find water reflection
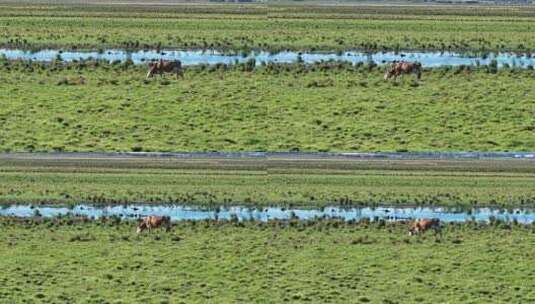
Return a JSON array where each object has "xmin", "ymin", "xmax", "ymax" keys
[
  {"xmin": 0, "ymin": 205, "xmax": 533, "ymax": 224},
  {"xmin": 1, "ymin": 49, "xmax": 535, "ymax": 68}
]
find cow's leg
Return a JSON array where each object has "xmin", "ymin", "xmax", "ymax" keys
[
  {"xmin": 434, "ymin": 224, "xmax": 442, "ymax": 236},
  {"xmin": 175, "ymin": 67, "xmax": 183, "ymax": 79},
  {"xmin": 394, "ymin": 74, "xmax": 399, "ymax": 82}
]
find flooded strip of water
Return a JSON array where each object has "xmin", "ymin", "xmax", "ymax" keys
[
  {"xmin": 1, "ymin": 49, "xmax": 535, "ymax": 68},
  {"xmin": 0, "ymin": 205, "xmax": 533, "ymax": 224}
]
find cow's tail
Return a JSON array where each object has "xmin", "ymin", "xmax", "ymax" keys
[
  {"xmin": 165, "ymin": 216, "xmax": 172, "ymax": 232},
  {"xmin": 175, "ymin": 60, "xmax": 184, "ymax": 78},
  {"xmin": 416, "ymin": 62, "xmax": 422, "ymax": 80}
]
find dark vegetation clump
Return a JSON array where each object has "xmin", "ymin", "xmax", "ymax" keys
[
  {"xmin": 351, "ymin": 234, "xmax": 376, "ymax": 245},
  {"xmin": 240, "ymin": 59, "xmax": 256, "ymax": 72},
  {"xmin": 487, "ymin": 59, "xmax": 498, "ymax": 74},
  {"xmin": 306, "ymin": 78, "xmax": 334, "ymax": 88},
  {"xmin": 69, "ymin": 233, "xmax": 96, "ymax": 242}
]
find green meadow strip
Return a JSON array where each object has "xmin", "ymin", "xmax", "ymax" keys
[
  {"xmin": 0, "ymin": 217, "xmax": 534, "ymax": 303},
  {"xmin": 0, "ymin": 60, "xmax": 534, "ymax": 152}
]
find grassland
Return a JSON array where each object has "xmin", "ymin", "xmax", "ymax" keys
[
  {"xmin": 2, "ymin": 2, "xmax": 535, "ymax": 303},
  {"xmin": 2, "ymin": 3, "xmax": 535, "ymax": 52},
  {"xmin": 1, "ymin": 59, "xmax": 534, "ymax": 152},
  {"xmin": 1, "ymin": 157, "xmax": 534, "ymax": 208},
  {"xmin": 0, "ymin": 216, "xmax": 534, "ymax": 303}
]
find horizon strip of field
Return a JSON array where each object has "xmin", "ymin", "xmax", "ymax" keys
[
  {"xmin": 1, "ymin": 157, "xmax": 534, "ymax": 208},
  {"xmin": 1, "ymin": 151, "xmax": 534, "ymax": 160},
  {"xmin": 2, "ymin": 3, "xmax": 535, "ymax": 52}
]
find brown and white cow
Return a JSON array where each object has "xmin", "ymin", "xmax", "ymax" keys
[
  {"xmin": 146, "ymin": 59, "xmax": 184, "ymax": 79},
  {"xmin": 384, "ymin": 61, "xmax": 422, "ymax": 81},
  {"xmin": 136, "ymin": 215, "xmax": 172, "ymax": 233},
  {"xmin": 408, "ymin": 218, "xmax": 442, "ymax": 236}
]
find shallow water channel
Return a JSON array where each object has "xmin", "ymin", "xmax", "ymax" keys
[
  {"xmin": 2, "ymin": 48, "xmax": 535, "ymax": 68},
  {"xmin": 0, "ymin": 205, "xmax": 534, "ymax": 224}
]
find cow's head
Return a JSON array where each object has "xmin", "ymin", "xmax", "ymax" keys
[
  {"xmin": 146, "ymin": 62, "xmax": 158, "ymax": 78},
  {"xmin": 136, "ymin": 220, "xmax": 147, "ymax": 233},
  {"xmin": 384, "ymin": 69, "xmax": 393, "ymax": 80},
  {"xmin": 408, "ymin": 223, "xmax": 419, "ymax": 236},
  {"xmin": 383, "ymin": 63, "xmax": 396, "ymax": 80},
  {"xmin": 384, "ymin": 62, "xmax": 399, "ymax": 80}
]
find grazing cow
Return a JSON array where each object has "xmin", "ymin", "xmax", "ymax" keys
[
  {"xmin": 146, "ymin": 59, "xmax": 184, "ymax": 79},
  {"xmin": 384, "ymin": 61, "xmax": 422, "ymax": 81},
  {"xmin": 408, "ymin": 218, "xmax": 441, "ymax": 236},
  {"xmin": 136, "ymin": 216, "xmax": 171, "ymax": 233}
]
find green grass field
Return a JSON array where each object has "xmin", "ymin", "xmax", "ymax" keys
[
  {"xmin": 1, "ymin": 157, "xmax": 534, "ymax": 208},
  {"xmin": 2, "ymin": 3, "xmax": 535, "ymax": 52},
  {"xmin": 1, "ymin": 2, "xmax": 534, "ymax": 207},
  {"xmin": 1, "ymin": 217, "xmax": 534, "ymax": 303},
  {"xmin": 1, "ymin": 60, "xmax": 534, "ymax": 152},
  {"xmin": 2, "ymin": 2, "xmax": 535, "ymax": 303}
]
